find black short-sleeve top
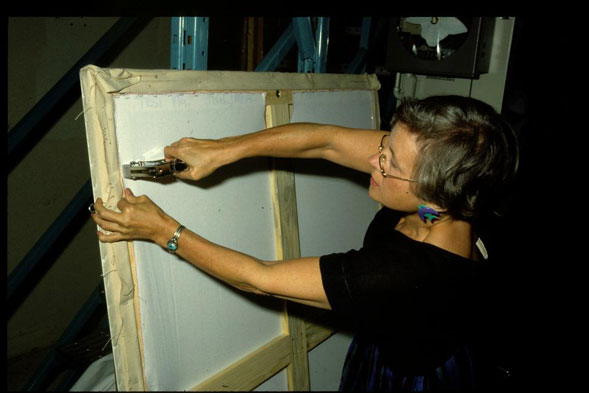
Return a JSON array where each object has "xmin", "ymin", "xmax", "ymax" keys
[{"xmin": 319, "ymin": 207, "xmax": 490, "ymax": 372}]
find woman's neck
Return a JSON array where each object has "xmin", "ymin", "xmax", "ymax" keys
[{"xmin": 396, "ymin": 212, "xmax": 474, "ymax": 260}]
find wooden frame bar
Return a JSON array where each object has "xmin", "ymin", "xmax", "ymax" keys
[{"xmin": 266, "ymin": 91, "xmax": 309, "ymax": 390}]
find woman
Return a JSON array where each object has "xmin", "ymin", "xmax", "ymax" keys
[{"xmin": 90, "ymin": 95, "xmax": 518, "ymax": 391}]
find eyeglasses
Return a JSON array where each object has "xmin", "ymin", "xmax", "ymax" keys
[{"xmin": 378, "ymin": 133, "xmax": 417, "ymax": 182}]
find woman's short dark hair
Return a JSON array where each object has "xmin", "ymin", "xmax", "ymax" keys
[{"xmin": 391, "ymin": 95, "xmax": 519, "ymax": 222}]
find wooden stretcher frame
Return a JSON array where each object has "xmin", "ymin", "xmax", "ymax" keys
[{"xmin": 80, "ymin": 65, "xmax": 380, "ymax": 391}]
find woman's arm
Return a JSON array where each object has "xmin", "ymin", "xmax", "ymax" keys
[
  {"xmin": 91, "ymin": 188, "xmax": 331, "ymax": 310},
  {"xmin": 164, "ymin": 123, "xmax": 386, "ymax": 181}
]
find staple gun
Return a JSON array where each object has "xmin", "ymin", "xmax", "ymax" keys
[{"xmin": 122, "ymin": 159, "xmax": 189, "ymax": 180}]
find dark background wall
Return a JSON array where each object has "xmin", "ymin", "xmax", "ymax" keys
[{"xmin": 490, "ymin": 16, "xmax": 576, "ymax": 391}]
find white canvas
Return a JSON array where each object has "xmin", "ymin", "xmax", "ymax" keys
[{"xmin": 113, "ymin": 92, "xmax": 284, "ymax": 390}]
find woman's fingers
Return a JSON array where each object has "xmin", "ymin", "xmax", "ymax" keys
[
  {"xmin": 164, "ymin": 142, "xmax": 188, "ymax": 162},
  {"xmin": 164, "ymin": 138, "xmax": 222, "ymax": 181},
  {"xmin": 91, "ymin": 197, "xmax": 131, "ymax": 235},
  {"xmin": 93, "ymin": 198, "xmax": 122, "ymax": 222},
  {"xmin": 123, "ymin": 187, "xmax": 135, "ymax": 198},
  {"xmin": 164, "ymin": 146, "xmax": 191, "ymax": 179},
  {"xmin": 163, "ymin": 145, "xmax": 178, "ymax": 160},
  {"xmin": 91, "ymin": 205, "xmax": 127, "ymax": 234},
  {"xmin": 91, "ymin": 191, "xmax": 170, "ymax": 244}
]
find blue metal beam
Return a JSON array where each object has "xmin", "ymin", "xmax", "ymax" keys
[
  {"xmin": 359, "ymin": 17, "xmax": 371, "ymax": 50},
  {"xmin": 170, "ymin": 17, "xmax": 183, "ymax": 69},
  {"xmin": 171, "ymin": 17, "xmax": 209, "ymax": 70},
  {"xmin": 314, "ymin": 18, "xmax": 330, "ymax": 73},
  {"xmin": 255, "ymin": 22, "xmax": 296, "ymax": 72},
  {"xmin": 292, "ymin": 17, "xmax": 330, "ymax": 73},
  {"xmin": 346, "ymin": 17, "xmax": 372, "ymax": 74},
  {"xmin": 292, "ymin": 17, "xmax": 317, "ymax": 73}
]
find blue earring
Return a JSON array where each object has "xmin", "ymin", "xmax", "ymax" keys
[{"xmin": 418, "ymin": 205, "xmax": 441, "ymax": 223}]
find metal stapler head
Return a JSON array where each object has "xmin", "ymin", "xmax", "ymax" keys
[{"xmin": 122, "ymin": 159, "xmax": 189, "ymax": 180}]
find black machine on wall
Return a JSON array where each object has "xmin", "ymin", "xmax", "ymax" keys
[{"xmin": 386, "ymin": 17, "xmax": 496, "ymax": 79}]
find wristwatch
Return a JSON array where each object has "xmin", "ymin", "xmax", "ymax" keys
[{"xmin": 166, "ymin": 225, "xmax": 185, "ymax": 254}]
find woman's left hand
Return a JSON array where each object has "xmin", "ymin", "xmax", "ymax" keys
[{"xmin": 91, "ymin": 188, "xmax": 179, "ymax": 245}]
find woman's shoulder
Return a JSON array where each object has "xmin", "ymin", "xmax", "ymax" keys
[{"xmin": 423, "ymin": 220, "xmax": 475, "ymax": 261}]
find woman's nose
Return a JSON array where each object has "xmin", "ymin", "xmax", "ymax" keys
[{"xmin": 368, "ymin": 153, "xmax": 380, "ymax": 170}]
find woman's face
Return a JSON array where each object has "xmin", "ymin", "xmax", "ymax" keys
[{"xmin": 368, "ymin": 122, "xmax": 422, "ymax": 212}]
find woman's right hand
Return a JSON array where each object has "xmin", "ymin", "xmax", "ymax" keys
[{"xmin": 164, "ymin": 137, "xmax": 227, "ymax": 181}]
